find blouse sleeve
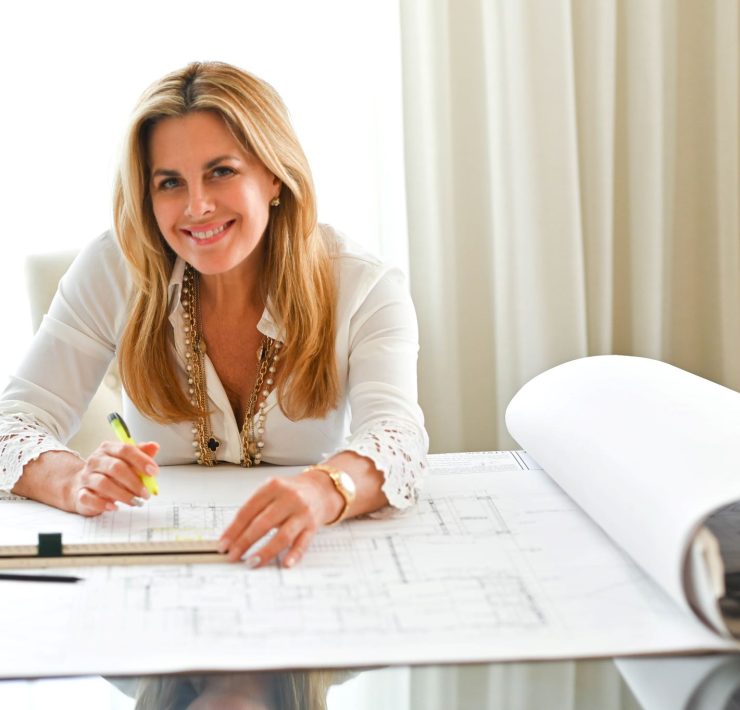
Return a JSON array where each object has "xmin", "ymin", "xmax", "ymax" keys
[
  {"xmin": 334, "ymin": 265, "xmax": 429, "ymax": 512},
  {"xmin": 0, "ymin": 233, "xmax": 127, "ymax": 490}
]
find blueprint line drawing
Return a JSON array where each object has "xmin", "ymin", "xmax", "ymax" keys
[{"xmin": 0, "ymin": 452, "xmax": 731, "ymax": 677}]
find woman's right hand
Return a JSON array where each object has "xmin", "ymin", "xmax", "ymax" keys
[{"xmin": 70, "ymin": 441, "xmax": 160, "ymax": 516}]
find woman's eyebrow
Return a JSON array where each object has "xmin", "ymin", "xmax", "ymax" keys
[
  {"xmin": 151, "ymin": 155, "xmax": 241, "ymax": 178},
  {"xmin": 151, "ymin": 167, "xmax": 179, "ymax": 178},
  {"xmin": 204, "ymin": 154, "xmax": 241, "ymax": 169}
]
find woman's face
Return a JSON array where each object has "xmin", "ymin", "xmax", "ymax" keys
[{"xmin": 148, "ymin": 110, "xmax": 281, "ymax": 277}]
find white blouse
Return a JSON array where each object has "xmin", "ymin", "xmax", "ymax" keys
[{"xmin": 0, "ymin": 226, "xmax": 428, "ymax": 509}]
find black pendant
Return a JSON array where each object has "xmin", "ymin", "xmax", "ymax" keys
[{"xmin": 207, "ymin": 437, "xmax": 220, "ymax": 452}]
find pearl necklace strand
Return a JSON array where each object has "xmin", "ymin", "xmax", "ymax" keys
[{"xmin": 182, "ymin": 264, "xmax": 280, "ymax": 466}]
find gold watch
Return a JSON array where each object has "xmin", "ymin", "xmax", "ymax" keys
[{"xmin": 304, "ymin": 465, "xmax": 357, "ymax": 525}]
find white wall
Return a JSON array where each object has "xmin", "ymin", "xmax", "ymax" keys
[{"xmin": 0, "ymin": 0, "xmax": 406, "ymax": 386}]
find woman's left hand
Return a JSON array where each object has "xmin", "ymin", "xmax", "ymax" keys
[{"xmin": 218, "ymin": 470, "xmax": 343, "ymax": 568}]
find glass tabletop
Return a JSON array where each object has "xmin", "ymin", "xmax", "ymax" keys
[{"xmin": 3, "ymin": 654, "xmax": 740, "ymax": 709}]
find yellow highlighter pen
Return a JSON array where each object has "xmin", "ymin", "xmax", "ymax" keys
[{"xmin": 106, "ymin": 412, "xmax": 159, "ymax": 496}]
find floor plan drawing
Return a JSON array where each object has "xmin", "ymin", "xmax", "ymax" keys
[{"xmin": 0, "ymin": 453, "xmax": 730, "ymax": 676}]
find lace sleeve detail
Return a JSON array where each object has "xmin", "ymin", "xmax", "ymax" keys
[
  {"xmin": 338, "ymin": 419, "xmax": 428, "ymax": 514},
  {"xmin": 0, "ymin": 413, "xmax": 75, "ymax": 491}
]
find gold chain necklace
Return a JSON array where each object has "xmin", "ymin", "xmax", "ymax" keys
[{"xmin": 182, "ymin": 264, "xmax": 280, "ymax": 467}]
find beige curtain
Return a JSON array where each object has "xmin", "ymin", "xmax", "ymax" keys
[
  {"xmin": 327, "ymin": 662, "xmax": 641, "ymax": 709},
  {"xmin": 401, "ymin": 0, "xmax": 740, "ymax": 452},
  {"xmin": 409, "ymin": 662, "xmax": 640, "ymax": 710}
]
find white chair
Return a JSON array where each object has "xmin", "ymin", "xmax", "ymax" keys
[{"xmin": 25, "ymin": 251, "xmax": 122, "ymax": 457}]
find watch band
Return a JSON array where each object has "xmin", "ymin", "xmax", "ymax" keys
[{"xmin": 303, "ymin": 464, "xmax": 356, "ymax": 525}]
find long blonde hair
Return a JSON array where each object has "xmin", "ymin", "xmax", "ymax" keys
[
  {"xmin": 134, "ymin": 670, "xmax": 339, "ymax": 710},
  {"xmin": 114, "ymin": 62, "xmax": 338, "ymax": 423}
]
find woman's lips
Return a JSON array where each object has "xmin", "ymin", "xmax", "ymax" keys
[{"xmin": 182, "ymin": 220, "xmax": 235, "ymax": 245}]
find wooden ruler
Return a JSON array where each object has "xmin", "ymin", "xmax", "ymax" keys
[{"xmin": 0, "ymin": 539, "xmax": 227, "ymax": 569}]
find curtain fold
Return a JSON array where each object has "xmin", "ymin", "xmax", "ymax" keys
[
  {"xmin": 408, "ymin": 661, "xmax": 640, "ymax": 710},
  {"xmin": 401, "ymin": 0, "xmax": 740, "ymax": 452}
]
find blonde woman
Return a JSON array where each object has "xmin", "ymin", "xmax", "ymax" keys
[
  {"xmin": 132, "ymin": 669, "xmax": 345, "ymax": 710},
  {"xmin": 0, "ymin": 62, "xmax": 427, "ymax": 568}
]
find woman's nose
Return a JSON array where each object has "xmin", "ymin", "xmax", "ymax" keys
[{"xmin": 185, "ymin": 185, "xmax": 215, "ymax": 218}]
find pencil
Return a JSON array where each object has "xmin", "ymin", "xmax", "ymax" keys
[{"xmin": 0, "ymin": 573, "xmax": 82, "ymax": 584}]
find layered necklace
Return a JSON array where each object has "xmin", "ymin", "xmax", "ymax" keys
[{"xmin": 182, "ymin": 264, "xmax": 281, "ymax": 467}]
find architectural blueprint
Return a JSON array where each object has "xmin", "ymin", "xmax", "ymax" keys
[{"xmin": 0, "ymin": 453, "xmax": 733, "ymax": 677}]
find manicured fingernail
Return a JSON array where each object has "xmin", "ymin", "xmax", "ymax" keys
[
  {"xmin": 106, "ymin": 502, "xmax": 117, "ymax": 511},
  {"xmin": 131, "ymin": 496, "xmax": 145, "ymax": 507},
  {"xmin": 140, "ymin": 488, "xmax": 150, "ymax": 498},
  {"xmin": 284, "ymin": 556, "xmax": 295, "ymax": 568},
  {"xmin": 246, "ymin": 555, "xmax": 261, "ymax": 569},
  {"xmin": 145, "ymin": 465, "xmax": 158, "ymax": 475},
  {"xmin": 217, "ymin": 540, "xmax": 229, "ymax": 554}
]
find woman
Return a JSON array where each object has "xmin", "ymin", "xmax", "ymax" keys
[
  {"xmin": 132, "ymin": 669, "xmax": 345, "ymax": 709},
  {"xmin": 0, "ymin": 62, "xmax": 427, "ymax": 568}
]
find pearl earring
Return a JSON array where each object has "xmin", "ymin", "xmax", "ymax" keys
[{"xmin": 270, "ymin": 197, "xmax": 281, "ymax": 207}]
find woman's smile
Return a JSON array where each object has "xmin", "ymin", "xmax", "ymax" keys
[{"xmin": 181, "ymin": 219, "xmax": 236, "ymax": 245}]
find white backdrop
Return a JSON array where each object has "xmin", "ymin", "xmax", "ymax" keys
[{"xmin": 0, "ymin": 0, "xmax": 407, "ymax": 387}]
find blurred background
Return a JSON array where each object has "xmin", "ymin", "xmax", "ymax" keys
[{"xmin": 1, "ymin": 0, "xmax": 738, "ymax": 454}]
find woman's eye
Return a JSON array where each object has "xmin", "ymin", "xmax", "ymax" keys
[
  {"xmin": 212, "ymin": 166, "xmax": 235, "ymax": 178},
  {"xmin": 157, "ymin": 177, "xmax": 180, "ymax": 190}
]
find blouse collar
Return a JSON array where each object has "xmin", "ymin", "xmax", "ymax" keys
[{"xmin": 166, "ymin": 257, "xmax": 283, "ymax": 341}]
